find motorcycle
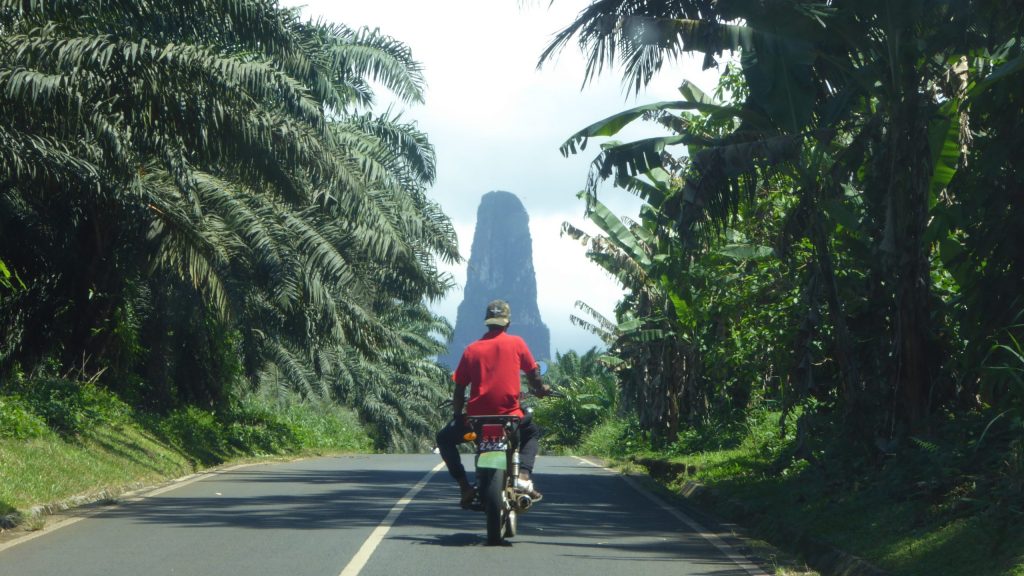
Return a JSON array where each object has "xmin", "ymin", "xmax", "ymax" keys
[
  {"xmin": 462, "ymin": 410, "xmax": 531, "ymax": 545},
  {"xmin": 460, "ymin": 362, "xmax": 555, "ymax": 545}
]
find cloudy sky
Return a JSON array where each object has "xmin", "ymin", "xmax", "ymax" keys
[{"xmin": 284, "ymin": 0, "xmax": 719, "ymax": 355}]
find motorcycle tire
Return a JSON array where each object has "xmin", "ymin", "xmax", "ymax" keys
[
  {"xmin": 478, "ymin": 468, "xmax": 506, "ymax": 545},
  {"xmin": 504, "ymin": 509, "xmax": 517, "ymax": 538}
]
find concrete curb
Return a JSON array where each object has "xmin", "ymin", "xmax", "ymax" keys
[
  {"xmin": 2, "ymin": 482, "xmax": 148, "ymax": 531},
  {"xmin": 0, "ymin": 470, "xmax": 209, "ymax": 542},
  {"xmin": 0, "ymin": 455, "xmax": 308, "ymax": 545}
]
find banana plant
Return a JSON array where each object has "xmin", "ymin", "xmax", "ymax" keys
[{"xmin": 547, "ymin": 0, "xmax": 1024, "ymax": 441}]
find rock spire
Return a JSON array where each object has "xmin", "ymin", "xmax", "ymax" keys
[{"xmin": 440, "ymin": 191, "xmax": 550, "ymax": 368}]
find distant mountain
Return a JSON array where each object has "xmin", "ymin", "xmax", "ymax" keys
[{"xmin": 440, "ymin": 191, "xmax": 551, "ymax": 368}]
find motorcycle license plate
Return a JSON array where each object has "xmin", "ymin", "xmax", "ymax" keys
[
  {"xmin": 477, "ymin": 424, "xmax": 507, "ymax": 469},
  {"xmin": 479, "ymin": 425, "xmax": 506, "ymax": 449},
  {"xmin": 478, "ymin": 438, "xmax": 507, "ymax": 451}
]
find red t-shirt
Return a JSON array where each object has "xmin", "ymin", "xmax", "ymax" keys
[{"xmin": 453, "ymin": 330, "xmax": 537, "ymax": 417}]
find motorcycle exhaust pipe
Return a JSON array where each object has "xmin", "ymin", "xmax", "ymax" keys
[{"xmin": 515, "ymin": 494, "xmax": 533, "ymax": 510}]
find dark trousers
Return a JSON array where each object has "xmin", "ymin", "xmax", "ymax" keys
[{"xmin": 435, "ymin": 413, "xmax": 540, "ymax": 482}]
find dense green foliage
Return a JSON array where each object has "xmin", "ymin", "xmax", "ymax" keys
[
  {"xmin": 531, "ymin": 348, "xmax": 619, "ymax": 449},
  {"xmin": 576, "ymin": 409, "xmax": 1023, "ymax": 575},
  {"xmin": 543, "ymin": 1, "xmax": 1024, "ymax": 569},
  {"xmin": 0, "ymin": 0, "xmax": 457, "ymax": 449},
  {"xmin": 547, "ymin": 0, "xmax": 1024, "ymax": 460}
]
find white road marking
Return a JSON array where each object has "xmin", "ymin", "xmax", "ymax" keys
[
  {"xmin": 338, "ymin": 462, "xmax": 445, "ymax": 576},
  {"xmin": 573, "ymin": 456, "xmax": 768, "ymax": 576}
]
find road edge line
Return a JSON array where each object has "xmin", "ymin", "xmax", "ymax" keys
[
  {"xmin": 572, "ymin": 456, "xmax": 767, "ymax": 576},
  {"xmin": 0, "ymin": 463, "xmax": 256, "ymax": 554},
  {"xmin": 338, "ymin": 461, "xmax": 445, "ymax": 576}
]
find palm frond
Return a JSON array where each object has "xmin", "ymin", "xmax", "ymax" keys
[{"xmin": 320, "ymin": 23, "xmax": 426, "ymax": 106}]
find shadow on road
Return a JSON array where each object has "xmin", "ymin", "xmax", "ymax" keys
[
  {"xmin": 91, "ymin": 456, "xmax": 758, "ymax": 574},
  {"xmin": 393, "ymin": 460, "xmax": 761, "ymax": 575},
  {"xmin": 95, "ymin": 463, "xmax": 432, "ymax": 531}
]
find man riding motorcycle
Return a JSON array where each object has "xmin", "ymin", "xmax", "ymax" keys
[{"xmin": 436, "ymin": 299, "xmax": 551, "ymax": 507}]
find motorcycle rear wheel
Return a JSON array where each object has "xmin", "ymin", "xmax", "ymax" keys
[
  {"xmin": 478, "ymin": 468, "xmax": 506, "ymax": 545},
  {"xmin": 504, "ymin": 509, "xmax": 517, "ymax": 538}
]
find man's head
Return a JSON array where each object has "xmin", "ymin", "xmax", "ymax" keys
[{"xmin": 484, "ymin": 299, "xmax": 511, "ymax": 328}]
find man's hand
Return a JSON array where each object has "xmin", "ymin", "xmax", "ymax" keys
[{"xmin": 526, "ymin": 365, "xmax": 549, "ymax": 397}]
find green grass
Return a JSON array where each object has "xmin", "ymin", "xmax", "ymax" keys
[
  {"xmin": 577, "ymin": 415, "xmax": 647, "ymax": 458},
  {"xmin": 580, "ymin": 410, "xmax": 1024, "ymax": 576},
  {"xmin": 684, "ymin": 469, "xmax": 1024, "ymax": 576},
  {"xmin": 0, "ymin": 424, "xmax": 193, "ymax": 515},
  {"xmin": 0, "ymin": 379, "xmax": 374, "ymax": 526}
]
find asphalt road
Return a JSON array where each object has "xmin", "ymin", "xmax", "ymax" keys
[{"xmin": 0, "ymin": 455, "xmax": 766, "ymax": 576}]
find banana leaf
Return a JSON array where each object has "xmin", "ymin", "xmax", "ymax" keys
[
  {"xmin": 655, "ymin": 17, "xmax": 816, "ymax": 133},
  {"xmin": 968, "ymin": 53, "xmax": 1024, "ymax": 98},
  {"xmin": 926, "ymin": 100, "xmax": 961, "ymax": 207},
  {"xmin": 586, "ymin": 197, "xmax": 652, "ymax": 269},
  {"xmin": 560, "ymin": 101, "xmax": 741, "ymax": 156},
  {"xmin": 715, "ymin": 243, "xmax": 775, "ymax": 261}
]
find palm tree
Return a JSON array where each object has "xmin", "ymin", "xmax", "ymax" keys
[{"xmin": 0, "ymin": 0, "xmax": 460, "ymax": 445}]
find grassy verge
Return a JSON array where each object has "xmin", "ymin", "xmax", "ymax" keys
[
  {"xmin": 578, "ymin": 412, "xmax": 1024, "ymax": 576},
  {"xmin": 0, "ymin": 422, "xmax": 193, "ymax": 519},
  {"xmin": 0, "ymin": 380, "xmax": 374, "ymax": 528}
]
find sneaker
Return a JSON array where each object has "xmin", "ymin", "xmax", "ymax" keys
[
  {"xmin": 515, "ymin": 478, "xmax": 543, "ymax": 503},
  {"xmin": 459, "ymin": 483, "xmax": 476, "ymax": 508}
]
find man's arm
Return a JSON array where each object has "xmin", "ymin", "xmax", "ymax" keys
[
  {"xmin": 525, "ymin": 366, "xmax": 551, "ymax": 397},
  {"xmin": 452, "ymin": 384, "xmax": 467, "ymax": 420},
  {"xmin": 517, "ymin": 340, "xmax": 550, "ymax": 397}
]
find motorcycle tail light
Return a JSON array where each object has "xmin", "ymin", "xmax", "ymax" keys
[{"xmin": 481, "ymin": 424, "xmax": 504, "ymax": 440}]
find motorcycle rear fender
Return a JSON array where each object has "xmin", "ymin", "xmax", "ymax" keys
[{"xmin": 477, "ymin": 450, "xmax": 507, "ymax": 470}]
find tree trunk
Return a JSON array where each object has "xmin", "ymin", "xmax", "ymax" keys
[
  {"xmin": 810, "ymin": 210, "xmax": 861, "ymax": 413},
  {"xmin": 884, "ymin": 93, "xmax": 937, "ymax": 434}
]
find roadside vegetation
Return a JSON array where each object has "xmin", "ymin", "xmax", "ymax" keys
[
  {"xmin": 2, "ymin": 2, "xmax": 1023, "ymax": 575},
  {"xmin": 537, "ymin": 364, "xmax": 1024, "ymax": 575},
  {"xmin": 0, "ymin": 0, "xmax": 456, "ymax": 456},
  {"xmin": 0, "ymin": 0, "xmax": 446, "ymax": 528},
  {"xmin": 532, "ymin": 2, "xmax": 1024, "ymax": 575},
  {"xmin": 0, "ymin": 374, "xmax": 372, "ymax": 529}
]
